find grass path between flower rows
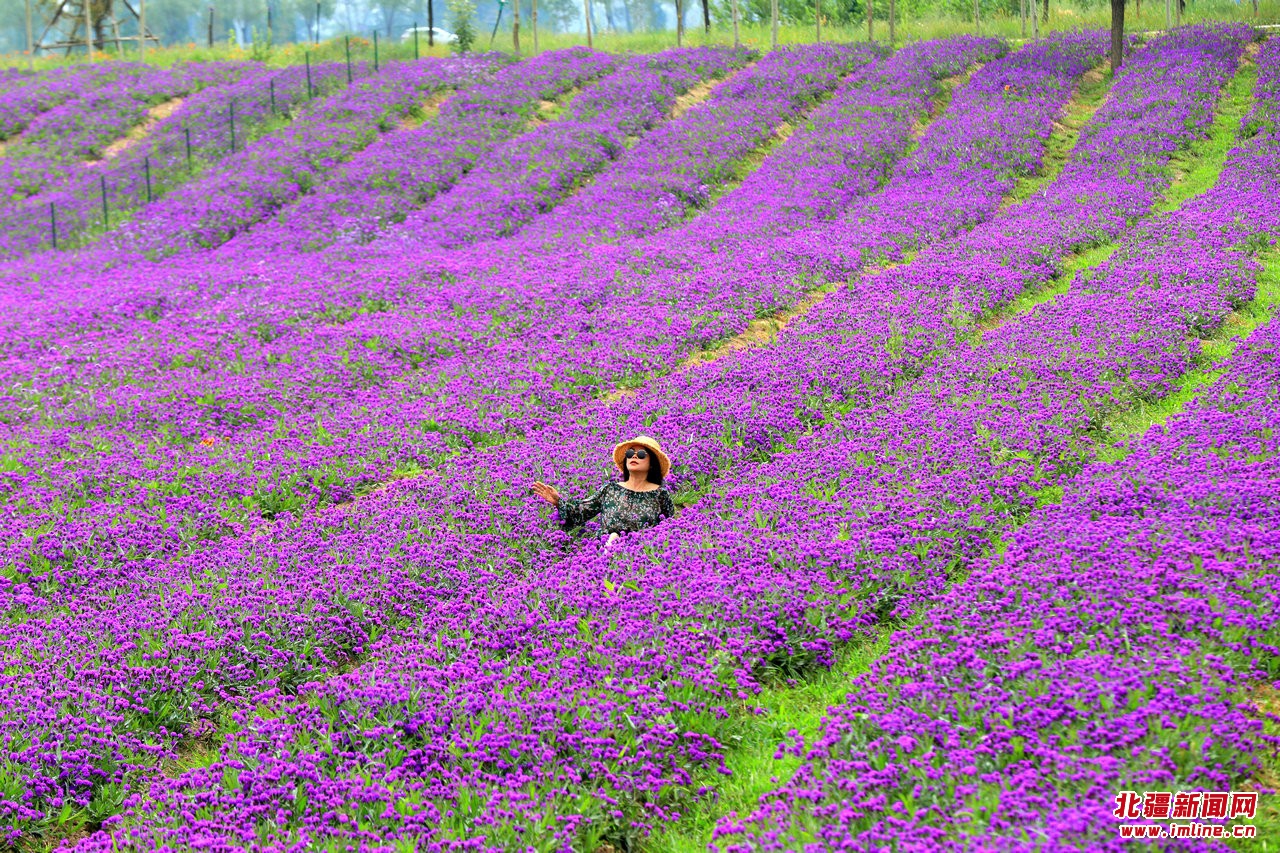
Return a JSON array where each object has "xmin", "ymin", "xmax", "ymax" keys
[{"xmin": 640, "ymin": 51, "xmax": 1265, "ymax": 853}]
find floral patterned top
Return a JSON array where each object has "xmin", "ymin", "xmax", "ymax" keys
[{"xmin": 557, "ymin": 481, "xmax": 676, "ymax": 535}]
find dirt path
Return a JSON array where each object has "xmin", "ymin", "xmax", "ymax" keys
[
  {"xmin": 396, "ymin": 92, "xmax": 450, "ymax": 131},
  {"xmin": 85, "ymin": 96, "xmax": 185, "ymax": 165}
]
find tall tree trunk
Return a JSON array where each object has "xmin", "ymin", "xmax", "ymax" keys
[
  {"xmin": 93, "ymin": 0, "xmax": 110, "ymax": 49},
  {"xmin": 1110, "ymin": 0, "xmax": 1124, "ymax": 71},
  {"xmin": 700, "ymin": 0, "xmax": 708, "ymax": 32},
  {"xmin": 1041, "ymin": 0, "xmax": 1048, "ymax": 22}
]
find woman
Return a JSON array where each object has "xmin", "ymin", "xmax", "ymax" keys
[{"xmin": 531, "ymin": 435, "xmax": 675, "ymax": 545}]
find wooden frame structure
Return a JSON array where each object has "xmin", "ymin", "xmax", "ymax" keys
[{"xmin": 35, "ymin": 0, "xmax": 159, "ymax": 56}]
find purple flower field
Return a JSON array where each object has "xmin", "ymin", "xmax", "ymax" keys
[{"xmin": 0, "ymin": 25, "xmax": 1277, "ymax": 852}]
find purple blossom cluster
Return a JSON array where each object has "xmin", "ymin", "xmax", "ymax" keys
[
  {"xmin": 1243, "ymin": 35, "xmax": 1280, "ymax": 135},
  {"xmin": 0, "ymin": 61, "xmax": 352, "ymax": 260},
  {"xmin": 0, "ymin": 62, "xmax": 235, "ymax": 201},
  {"xmin": 0, "ymin": 35, "xmax": 1129, "ymax": 845},
  {"xmin": 0, "ymin": 62, "xmax": 137, "ymax": 139}
]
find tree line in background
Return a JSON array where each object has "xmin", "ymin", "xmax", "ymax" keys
[{"xmin": 3, "ymin": 0, "xmax": 1232, "ymax": 56}]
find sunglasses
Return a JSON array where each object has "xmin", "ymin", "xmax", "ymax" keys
[{"xmin": 624, "ymin": 448, "xmax": 649, "ymax": 460}]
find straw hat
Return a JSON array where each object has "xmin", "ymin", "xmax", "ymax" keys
[{"xmin": 612, "ymin": 435, "xmax": 671, "ymax": 478}]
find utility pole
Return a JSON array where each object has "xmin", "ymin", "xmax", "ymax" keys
[
  {"xmin": 488, "ymin": 0, "xmax": 504, "ymax": 47},
  {"xmin": 25, "ymin": 0, "xmax": 34, "ymax": 69}
]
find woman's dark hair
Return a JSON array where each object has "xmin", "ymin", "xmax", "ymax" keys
[{"xmin": 619, "ymin": 447, "xmax": 664, "ymax": 486}]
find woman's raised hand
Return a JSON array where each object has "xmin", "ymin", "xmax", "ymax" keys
[{"xmin": 531, "ymin": 481, "xmax": 561, "ymax": 506}]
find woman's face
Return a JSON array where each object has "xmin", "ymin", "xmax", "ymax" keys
[{"xmin": 624, "ymin": 445, "xmax": 651, "ymax": 477}]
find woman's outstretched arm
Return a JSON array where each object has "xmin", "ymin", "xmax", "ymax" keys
[{"xmin": 556, "ymin": 484, "xmax": 608, "ymax": 530}]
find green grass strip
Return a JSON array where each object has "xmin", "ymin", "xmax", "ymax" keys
[
  {"xmin": 1156, "ymin": 56, "xmax": 1259, "ymax": 215},
  {"xmin": 1099, "ymin": 241, "xmax": 1280, "ymax": 462},
  {"xmin": 1005, "ymin": 62, "xmax": 1111, "ymax": 206},
  {"xmin": 643, "ymin": 627, "xmax": 902, "ymax": 853}
]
